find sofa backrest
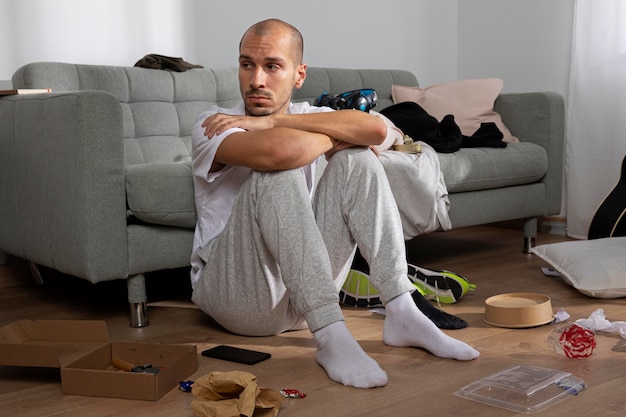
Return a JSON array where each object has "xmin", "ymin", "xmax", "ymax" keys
[
  {"xmin": 12, "ymin": 62, "xmax": 418, "ymax": 166},
  {"xmin": 292, "ymin": 67, "xmax": 418, "ymax": 110},
  {"xmin": 12, "ymin": 62, "xmax": 241, "ymax": 166}
]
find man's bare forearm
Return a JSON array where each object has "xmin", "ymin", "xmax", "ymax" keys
[
  {"xmin": 214, "ymin": 127, "xmax": 335, "ymax": 171},
  {"xmin": 271, "ymin": 110, "xmax": 387, "ymax": 145}
]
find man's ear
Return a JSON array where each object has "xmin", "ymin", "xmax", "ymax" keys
[{"xmin": 294, "ymin": 63, "xmax": 307, "ymax": 89}]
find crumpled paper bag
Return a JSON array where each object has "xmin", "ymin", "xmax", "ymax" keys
[{"xmin": 191, "ymin": 370, "xmax": 284, "ymax": 417}]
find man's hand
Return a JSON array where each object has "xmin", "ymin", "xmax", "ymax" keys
[{"xmin": 202, "ymin": 113, "xmax": 275, "ymax": 138}]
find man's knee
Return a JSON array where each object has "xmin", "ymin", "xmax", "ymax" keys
[{"xmin": 324, "ymin": 148, "xmax": 385, "ymax": 181}]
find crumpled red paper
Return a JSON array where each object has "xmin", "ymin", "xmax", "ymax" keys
[
  {"xmin": 549, "ymin": 322, "xmax": 596, "ymax": 358},
  {"xmin": 191, "ymin": 370, "xmax": 284, "ymax": 417},
  {"xmin": 559, "ymin": 323, "xmax": 596, "ymax": 358}
]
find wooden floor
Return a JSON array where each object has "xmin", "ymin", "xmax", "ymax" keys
[{"xmin": 1, "ymin": 225, "xmax": 625, "ymax": 417}]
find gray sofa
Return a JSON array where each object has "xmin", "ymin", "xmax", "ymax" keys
[{"xmin": 0, "ymin": 62, "xmax": 564, "ymax": 327}]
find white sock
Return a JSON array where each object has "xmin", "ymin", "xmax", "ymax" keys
[
  {"xmin": 383, "ymin": 292, "xmax": 480, "ymax": 361},
  {"xmin": 313, "ymin": 321, "xmax": 388, "ymax": 388}
]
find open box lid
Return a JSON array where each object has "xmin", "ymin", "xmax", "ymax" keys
[
  {"xmin": 454, "ymin": 364, "xmax": 586, "ymax": 413},
  {"xmin": 0, "ymin": 320, "xmax": 110, "ymax": 368}
]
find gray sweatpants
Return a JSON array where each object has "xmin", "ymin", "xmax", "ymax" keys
[{"xmin": 191, "ymin": 148, "xmax": 413, "ymax": 336}]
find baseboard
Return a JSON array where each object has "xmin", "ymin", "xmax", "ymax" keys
[{"xmin": 539, "ymin": 216, "xmax": 568, "ymax": 236}]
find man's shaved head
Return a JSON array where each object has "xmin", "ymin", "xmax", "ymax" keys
[{"xmin": 240, "ymin": 18, "xmax": 304, "ymax": 64}]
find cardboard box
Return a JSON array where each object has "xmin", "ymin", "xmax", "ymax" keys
[{"xmin": 0, "ymin": 320, "xmax": 197, "ymax": 401}]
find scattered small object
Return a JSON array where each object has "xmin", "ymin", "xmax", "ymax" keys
[
  {"xmin": 554, "ymin": 307, "xmax": 570, "ymax": 323},
  {"xmin": 557, "ymin": 376, "xmax": 586, "ymax": 395},
  {"xmin": 179, "ymin": 380, "xmax": 194, "ymax": 392},
  {"xmin": 201, "ymin": 345, "xmax": 271, "ymax": 365},
  {"xmin": 280, "ymin": 388, "xmax": 307, "ymax": 398},
  {"xmin": 575, "ymin": 308, "xmax": 626, "ymax": 339},
  {"xmin": 541, "ymin": 266, "xmax": 561, "ymax": 277},
  {"xmin": 549, "ymin": 322, "xmax": 596, "ymax": 358},
  {"xmin": 393, "ymin": 135, "xmax": 422, "ymax": 153},
  {"xmin": 111, "ymin": 358, "xmax": 161, "ymax": 374}
]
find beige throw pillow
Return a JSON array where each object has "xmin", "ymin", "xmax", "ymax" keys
[{"xmin": 392, "ymin": 79, "xmax": 519, "ymax": 143}]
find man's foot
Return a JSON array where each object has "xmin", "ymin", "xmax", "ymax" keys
[
  {"xmin": 383, "ymin": 292, "xmax": 479, "ymax": 361},
  {"xmin": 313, "ymin": 321, "xmax": 388, "ymax": 388}
]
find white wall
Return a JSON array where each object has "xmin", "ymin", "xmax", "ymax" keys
[
  {"xmin": 457, "ymin": 0, "xmax": 574, "ymax": 96},
  {"xmin": 0, "ymin": 0, "xmax": 458, "ymax": 88},
  {"xmin": 0, "ymin": 0, "xmax": 573, "ymax": 99}
]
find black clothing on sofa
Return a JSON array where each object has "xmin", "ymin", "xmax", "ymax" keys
[
  {"xmin": 381, "ymin": 101, "xmax": 506, "ymax": 153},
  {"xmin": 135, "ymin": 54, "xmax": 203, "ymax": 72}
]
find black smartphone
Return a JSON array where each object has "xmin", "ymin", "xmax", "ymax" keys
[{"xmin": 201, "ymin": 345, "xmax": 271, "ymax": 365}]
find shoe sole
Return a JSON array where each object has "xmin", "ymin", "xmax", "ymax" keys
[
  {"xmin": 407, "ymin": 264, "xmax": 473, "ymax": 304},
  {"xmin": 341, "ymin": 265, "xmax": 475, "ymax": 307},
  {"xmin": 339, "ymin": 269, "xmax": 382, "ymax": 308}
]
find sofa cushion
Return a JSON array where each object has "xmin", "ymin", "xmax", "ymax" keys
[
  {"xmin": 438, "ymin": 142, "xmax": 548, "ymax": 193},
  {"xmin": 125, "ymin": 142, "xmax": 548, "ymax": 227},
  {"xmin": 126, "ymin": 162, "xmax": 196, "ymax": 228},
  {"xmin": 391, "ymin": 79, "xmax": 518, "ymax": 143}
]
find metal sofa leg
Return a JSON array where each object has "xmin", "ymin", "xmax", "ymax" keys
[
  {"xmin": 28, "ymin": 261, "xmax": 44, "ymax": 284},
  {"xmin": 127, "ymin": 273, "xmax": 150, "ymax": 327},
  {"xmin": 523, "ymin": 217, "xmax": 538, "ymax": 254}
]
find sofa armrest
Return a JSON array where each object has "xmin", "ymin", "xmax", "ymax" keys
[
  {"xmin": 495, "ymin": 92, "xmax": 565, "ymax": 215},
  {"xmin": 0, "ymin": 91, "xmax": 128, "ymax": 282}
]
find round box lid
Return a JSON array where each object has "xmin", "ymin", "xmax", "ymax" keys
[{"xmin": 484, "ymin": 293, "xmax": 554, "ymax": 328}]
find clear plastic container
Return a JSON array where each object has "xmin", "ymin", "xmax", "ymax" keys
[{"xmin": 454, "ymin": 364, "xmax": 586, "ymax": 413}]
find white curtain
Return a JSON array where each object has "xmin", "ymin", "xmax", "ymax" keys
[{"xmin": 566, "ymin": 0, "xmax": 626, "ymax": 239}]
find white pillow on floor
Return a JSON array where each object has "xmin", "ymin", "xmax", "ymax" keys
[{"xmin": 531, "ymin": 237, "xmax": 626, "ymax": 298}]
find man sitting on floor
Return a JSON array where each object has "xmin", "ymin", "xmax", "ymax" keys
[{"xmin": 190, "ymin": 18, "xmax": 479, "ymax": 389}]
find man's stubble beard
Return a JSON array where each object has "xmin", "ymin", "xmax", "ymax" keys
[
  {"xmin": 244, "ymin": 91, "xmax": 293, "ymax": 117},
  {"xmin": 245, "ymin": 106, "xmax": 276, "ymax": 117}
]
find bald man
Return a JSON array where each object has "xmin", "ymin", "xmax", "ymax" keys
[{"xmin": 190, "ymin": 18, "xmax": 479, "ymax": 389}]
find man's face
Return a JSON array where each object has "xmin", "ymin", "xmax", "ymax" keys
[{"xmin": 238, "ymin": 28, "xmax": 306, "ymax": 116}]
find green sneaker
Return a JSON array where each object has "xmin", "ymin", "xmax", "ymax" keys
[
  {"xmin": 339, "ymin": 269, "xmax": 383, "ymax": 308},
  {"xmin": 407, "ymin": 263, "xmax": 476, "ymax": 304},
  {"xmin": 339, "ymin": 267, "xmax": 470, "ymax": 329}
]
